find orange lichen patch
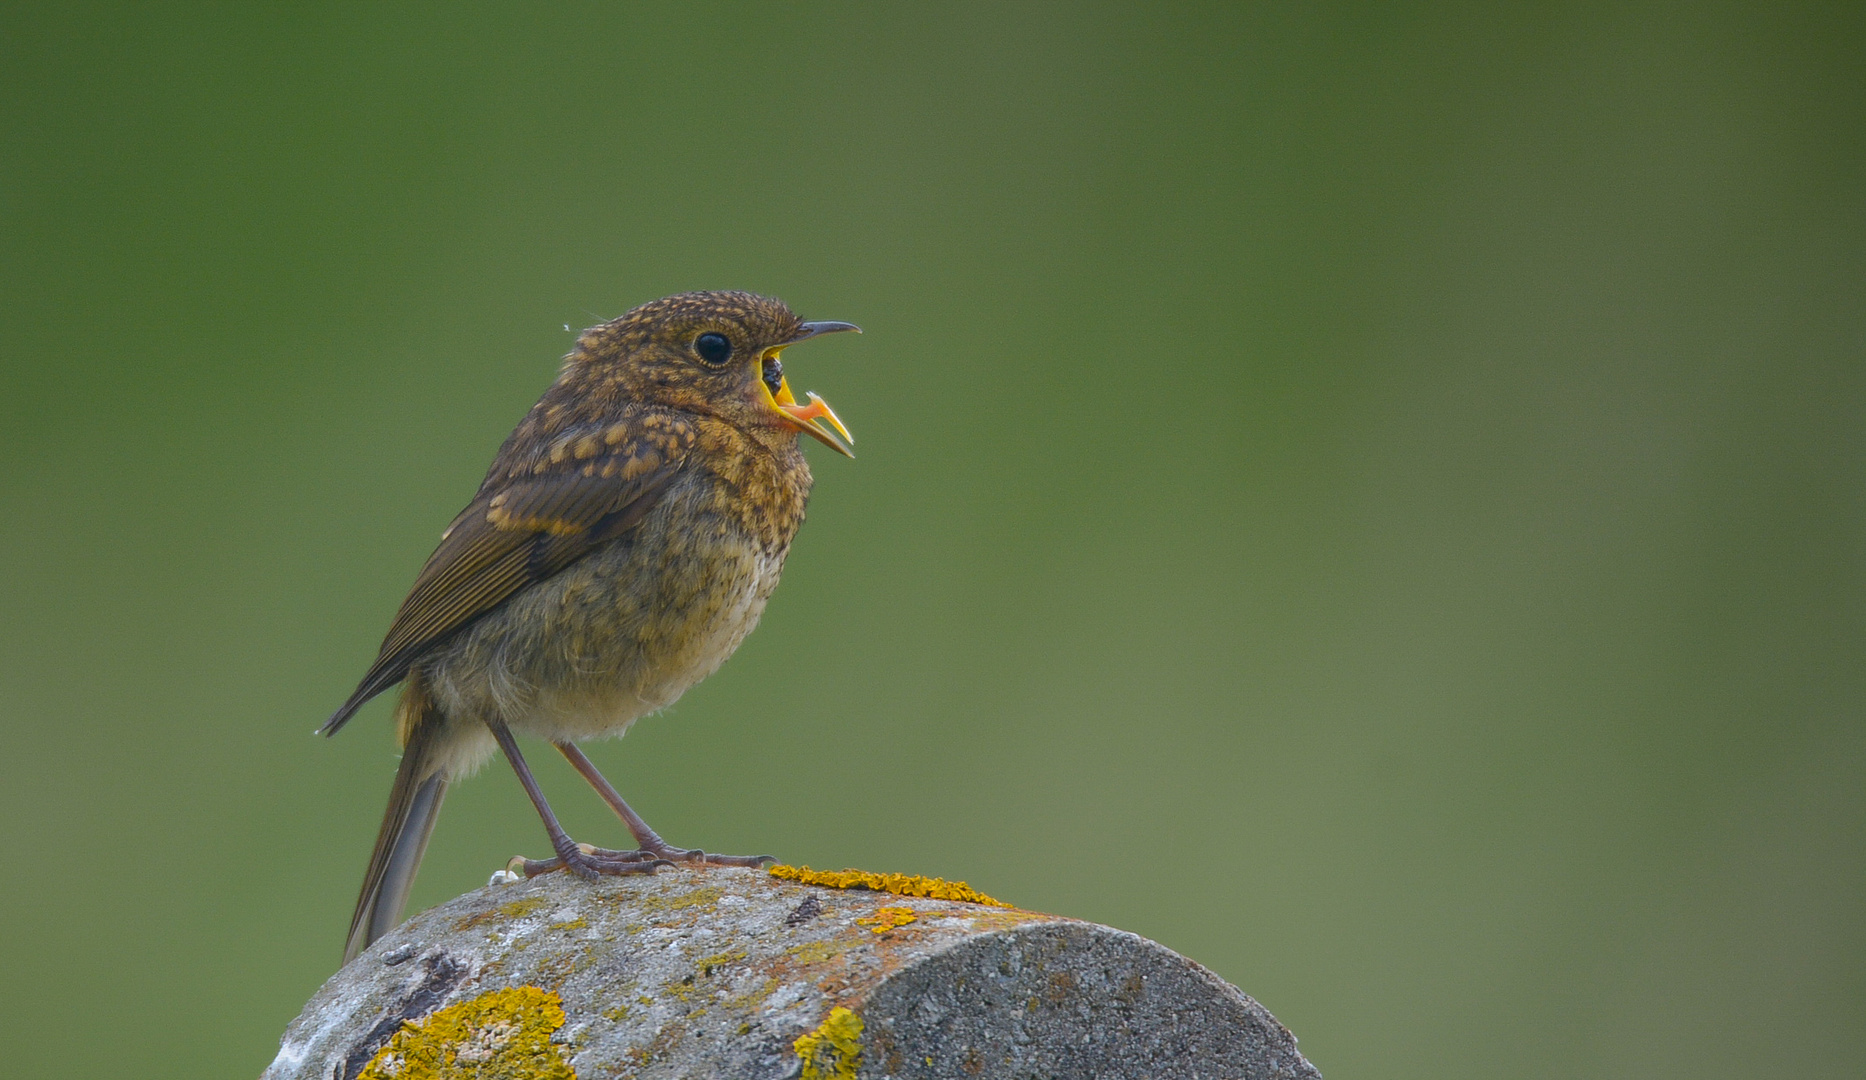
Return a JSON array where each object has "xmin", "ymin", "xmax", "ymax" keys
[
  {"xmin": 768, "ymin": 865, "xmax": 1011, "ymax": 908},
  {"xmin": 855, "ymin": 906, "xmax": 917, "ymax": 934},
  {"xmin": 793, "ymin": 1006, "xmax": 863, "ymax": 1080},
  {"xmin": 358, "ymin": 985, "xmax": 574, "ymax": 1080}
]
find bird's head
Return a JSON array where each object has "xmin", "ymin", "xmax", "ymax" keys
[{"xmin": 566, "ymin": 291, "xmax": 857, "ymax": 457}]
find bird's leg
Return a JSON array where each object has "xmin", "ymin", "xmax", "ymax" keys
[
  {"xmin": 484, "ymin": 718, "xmax": 668, "ymax": 879},
  {"xmin": 555, "ymin": 741, "xmax": 775, "ymax": 868}
]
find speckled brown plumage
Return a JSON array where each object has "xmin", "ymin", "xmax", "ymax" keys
[{"xmin": 324, "ymin": 291, "xmax": 859, "ymax": 963}]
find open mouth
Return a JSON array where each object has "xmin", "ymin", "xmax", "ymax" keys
[
  {"xmin": 761, "ymin": 352, "xmax": 786, "ymax": 399},
  {"xmin": 757, "ymin": 320, "xmax": 859, "ymax": 457}
]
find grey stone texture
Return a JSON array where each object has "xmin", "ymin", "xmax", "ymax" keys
[{"xmin": 264, "ymin": 865, "xmax": 1319, "ymax": 1079}]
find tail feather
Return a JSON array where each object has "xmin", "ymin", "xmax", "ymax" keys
[{"xmin": 342, "ymin": 681, "xmax": 449, "ymax": 964}]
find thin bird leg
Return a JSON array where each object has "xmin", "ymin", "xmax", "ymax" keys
[
  {"xmin": 555, "ymin": 741, "xmax": 775, "ymax": 868},
  {"xmin": 483, "ymin": 718, "xmax": 666, "ymax": 880}
]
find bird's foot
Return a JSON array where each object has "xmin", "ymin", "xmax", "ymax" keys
[
  {"xmin": 628, "ymin": 842, "xmax": 776, "ymax": 869},
  {"xmin": 519, "ymin": 841, "xmax": 674, "ymax": 880}
]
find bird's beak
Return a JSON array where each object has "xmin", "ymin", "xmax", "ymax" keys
[
  {"xmin": 763, "ymin": 321, "xmax": 859, "ymax": 457},
  {"xmin": 791, "ymin": 320, "xmax": 862, "ymax": 342}
]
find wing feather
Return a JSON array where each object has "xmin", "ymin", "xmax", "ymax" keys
[{"xmin": 322, "ymin": 418, "xmax": 690, "ymax": 735}]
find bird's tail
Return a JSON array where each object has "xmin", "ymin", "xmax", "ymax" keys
[{"xmin": 343, "ymin": 673, "xmax": 450, "ymax": 964}]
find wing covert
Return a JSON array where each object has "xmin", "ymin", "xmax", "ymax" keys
[{"xmin": 321, "ymin": 416, "xmax": 693, "ymax": 734}]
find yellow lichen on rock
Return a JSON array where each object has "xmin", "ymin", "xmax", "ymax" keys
[
  {"xmin": 455, "ymin": 895, "xmax": 551, "ymax": 932},
  {"xmin": 855, "ymin": 906, "xmax": 918, "ymax": 934},
  {"xmin": 788, "ymin": 938, "xmax": 856, "ymax": 965},
  {"xmin": 358, "ymin": 986, "xmax": 575, "ymax": 1080},
  {"xmin": 793, "ymin": 1006, "xmax": 863, "ymax": 1080},
  {"xmin": 637, "ymin": 884, "xmax": 724, "ymax": 918},
  {"xmin": 768, "ymin": 865, "xmax": 1011, "ymax": 907},
  {"xmin": 697, "ymin": 948, "xmax": 747, "ymax": 974}
]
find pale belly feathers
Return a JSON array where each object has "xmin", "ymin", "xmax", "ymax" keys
[{"xmin": 416, "ymin": 479, "xmax": 793, "ymax": 779}]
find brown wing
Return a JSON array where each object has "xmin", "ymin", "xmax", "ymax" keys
[{"xmin": 321, "ymin": 421, "xmax": 690, "ymax": 735}]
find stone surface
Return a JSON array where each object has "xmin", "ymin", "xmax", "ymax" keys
[{"xmin": 264, "ymin": 866, "xmax": 1319, "ymax": 1079}]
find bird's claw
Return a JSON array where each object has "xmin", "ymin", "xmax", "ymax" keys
[
  {"xmin": 519, "ymin": 843, "xmax": 674, "ymax": 879},
  {"xmin": 645, "ymin": 846, "xmax": 777, "ymax": 868},
  {"xmin": 510, "ymin": 842, "xmax": 773, "ymax": 879}
]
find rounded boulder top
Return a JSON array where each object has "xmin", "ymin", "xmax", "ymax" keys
[{"xmin": 265, "ymin": 865, "xmax": 1320, "ymax": 1080}]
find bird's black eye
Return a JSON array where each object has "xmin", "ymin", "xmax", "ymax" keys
[{"xmin": 694, "ymin": 332, "xmax": 733, "ymax": 365}]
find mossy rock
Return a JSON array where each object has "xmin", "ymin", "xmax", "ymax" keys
[{"xmin": 264, "ymin": 866, "xmax": 1318, "ymax": 1079}]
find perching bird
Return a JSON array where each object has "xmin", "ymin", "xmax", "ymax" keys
[{"xmin": 321, "ymin": 291, "xmax": 858, "ymax": 963}]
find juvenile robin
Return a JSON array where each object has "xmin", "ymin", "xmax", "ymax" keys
[{"xmin": 321, "ymin": 291, "xmax": 858, "ymax": 962}]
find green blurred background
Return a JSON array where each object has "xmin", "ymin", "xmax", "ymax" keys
[{"xmin": 2, "ymin": 3, "xmax": 1861, "ymax": 1077}]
